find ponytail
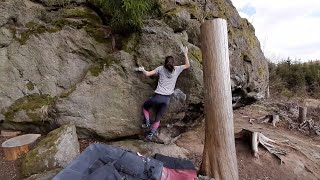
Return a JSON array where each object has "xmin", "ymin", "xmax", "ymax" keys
[{"xmin": 164, "ymin": 56, "xmax": 175, "ymax": 73}]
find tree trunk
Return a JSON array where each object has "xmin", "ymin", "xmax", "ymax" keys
[
  {"xmin": 200, "ymin": 19, "xmax": 239, "ymax": 180},
  {"xmin": 298, "ymin": 106, "xmax": 307, "ymax": 123}
]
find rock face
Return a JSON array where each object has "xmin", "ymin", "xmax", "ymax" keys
[
  {"xmin": 111, "ymin": 140, "xmax": 189, "ymax": 159},
  {"xmin": 0, "ymin": 0, "xmax": 268, "ymax": 139},
  {"xmin": 21, "ymin": 124, "xmax": 79, "ymax": 177}
]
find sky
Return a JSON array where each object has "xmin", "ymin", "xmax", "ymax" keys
[{"xmin": 231, "ymin": 0, "xmax": 320, "ymax": 62}]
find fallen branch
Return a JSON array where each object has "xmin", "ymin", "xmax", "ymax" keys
[{"xmin": 248, "ymin": 114, "xmax": 280, "ymax": 127}]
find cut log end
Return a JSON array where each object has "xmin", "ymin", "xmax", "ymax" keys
[{"xmin": 1, "ymin": 134, "xmax": 41, "ymax": 161}]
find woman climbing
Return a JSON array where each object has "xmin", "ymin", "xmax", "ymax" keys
[{"xmin": 136, "ymin": 46, "xmax": 190, "ymax": 141}]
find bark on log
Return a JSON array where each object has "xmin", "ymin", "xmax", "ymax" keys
[
  {"xmin": 1, "ymin": 134, "xmax": 41, "ymax": 161},
  {"xmin": 200, "ymin": 19, "xmax": 239, "ymax": 180}
]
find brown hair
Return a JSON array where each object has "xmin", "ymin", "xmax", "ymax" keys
[{"xmin": 164, "ymin": 56, "xmax": 175, "ymax": 73}]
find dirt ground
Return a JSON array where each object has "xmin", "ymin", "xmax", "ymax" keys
[
  {"xmin": 1, "ymin": 101, "xmax": 320, "ymax": 180},
  {"xmin": 234, "ymin": 103, "xmax": 320, "ymax": 180}
]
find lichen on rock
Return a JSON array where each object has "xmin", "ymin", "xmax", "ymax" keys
[
  {"xmin": 1, "ymin": 94, "xmax": 56, "ymax": 122},
  {"xmin": 21, "ymin": 124, "xmax": 79, "ymax": 177}
]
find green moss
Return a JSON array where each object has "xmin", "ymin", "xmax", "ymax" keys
[
  {"xmin": 89, "ymin": 64, "xmax": 104, "ymax": 77},
  {"xmin": 214, "ymin": 0, "xmax": 229, "ymax": 18},
  {"xmin": 2, "ymin": 94, "xmax": 56, "ymax": 122},
  {"xmin": 26, "ymin": 81, "xmax": 35, "ymax": 91},
  {"xmin": 242, "ymin": 28, "xmax": 257, "ymax": 48},
  {"xmin": 85, "ymin": 25, "xmax": 110, "ymax": 43},
  {"xmin": 52, "ymin": 18, "xmax": 85, "ymax": 29},
  {"xmin": 179, "ymin": 2, "xmax": 202, "ymax": 20},
  {"xmin": 11, "ymin": 22, "xmax": 60, "ymax": 45},
  {"xmin": 62, "ymin": 7, "xmax": 101, "ymax": 24},
  {"xmin": 22, "ymin": 125, "xmax": 67, "ymax": 177},
  {"xmin": 164, "ymin": 7, "xmax": 182, "ymax": 17},
  {"xmin": 26, "ymin": 112, "xmax": 42, "ymax": 121},
  {"xmin": 189, "ymin": 47, "xmax": 202, "ymax": 63},
  {"xmin": 281, "ymin": 89, "xmax": 294, "ymax": 99},
  {"xmin": 164, "ymin": 2, "xmax": 202, "ymax": 20},
  {"xmin": 122, "ymin": 33, "xmax": 140, "ymax": 53},
  {"xmin": 258, "ymin": 66, "xmax": 265, "ymax": 78},
  {"xmin": 60, "ymin": 85, "xmax": 77, "ymax": 98},
  {"xmin": 89, "ymin": 56, "xmax": 116, "ymax": 76}
]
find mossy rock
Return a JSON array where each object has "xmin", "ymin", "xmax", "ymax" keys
[
  {"xmin": 88, "ymin": 56, "xmax": 117, "ymax": 77},
  {"xmin": 21, "ymin": 124, "xmax": 79, "ymax": 177},
  {"xmin": 84, "ymin": 25, "xmax": 111, "ymax": 44},
  {"xmin": 188, "ymin": 46, "xmax": 202, "ymax": 64},
  {"xmin": 59, "ymin": 85, "xmax": 77, "ymax": 98},
  {"xmin": 122, "ymin": 33, "xmax": 140, "ymax": 53},
  {"xmin": 62, "ymin": 6, "xmax": 101, "ymax": 24},
  {"xmin": 1, "ymin": 94, "xmax": 56, "ymax": 122},
  {"xmin": 51, "ymin": 18, "xmax": 85, "ymax": 29},
  {"xmin": 26, "ymin": 81, "xmax": 35, "ymax": 91},
  {"xmin": 11, "ymin": 21, "xmax": 60, "ymax": 45}
]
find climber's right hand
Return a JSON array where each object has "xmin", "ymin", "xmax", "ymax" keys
[{"xmin": 134, "ymin": 67, "xmax": 145, "ymax": 72}]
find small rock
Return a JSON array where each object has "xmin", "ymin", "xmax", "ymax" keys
[{"xmin": 21, "ymin": 124, "xmax": 79, "ymax": 177}]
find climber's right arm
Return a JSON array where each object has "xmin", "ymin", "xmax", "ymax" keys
[
  {"xmin": 135, "ymin": 67, "xmax": 157, "ymax": 77},
  {"xmin": 143, "ymin": 70, "xmax": 156, "ymax": 77}
]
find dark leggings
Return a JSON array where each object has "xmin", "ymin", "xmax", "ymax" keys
[{"xmin": 143, "ymin": 94, "xmax": 170, "ymax": 122}]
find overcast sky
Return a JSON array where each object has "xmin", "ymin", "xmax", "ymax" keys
[{"xmin": 231, "ymin": 0, "xmax": 320, "ymax": 62}]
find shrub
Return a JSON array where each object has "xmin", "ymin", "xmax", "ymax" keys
[
  {"xmin": 269, "ymin": 58, "xmax": 320, "ymax": 98},
  {"xmin": 90, "ymin": 0, "xmax": 159, "ymax": 33}
]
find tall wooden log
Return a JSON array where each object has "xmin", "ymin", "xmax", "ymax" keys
[
  {"xmin": 298, "ymin": 106, "xmax": 307, "ymax": 123},
  {"xmin": 200, "ymin": 19, "xmax": 239, "ymax": 180}
]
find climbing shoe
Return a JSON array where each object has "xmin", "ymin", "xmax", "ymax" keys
[{"xmin": 141, "ymin": 123, "xmax": 150, "ymax": 129}]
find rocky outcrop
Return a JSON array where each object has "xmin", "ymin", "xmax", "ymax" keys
[
  {"xmin": 111, "ymin": 140, "xmax": 189, "ymax": 159},
  {"xmin": 21, "ymin": 124, "xmax": 79, "ymax": 177},
  {"xmin": 0, "ymin": 0, "xmax": 268, "ymax": 139}
]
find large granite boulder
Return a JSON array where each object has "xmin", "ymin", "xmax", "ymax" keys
[
  {"xmin": 56, "ymin": 51, "xmax": 188, "ymax": 139},
  {"xmin": 135, "ymin": 20, "xmax": 204, "ymax": 104},
  {"xmin": 0, "ymin": 0, "xmax": 268, "ymax": 140},
  {"xmin": 21, "ymin": 124, "xmax": 80, "ymax": 177}
]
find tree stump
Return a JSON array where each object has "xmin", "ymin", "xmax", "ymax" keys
[
  {"xmin": 298, "ymin": 106, "xmax": 307, "ymax": 123},
  {"xmin": 1, "ymin": 134, "xmax": 41, "ymax": 161},
  {"xmin": 1, "ymin": 130, "xmax": 21, "ymax": 137}
]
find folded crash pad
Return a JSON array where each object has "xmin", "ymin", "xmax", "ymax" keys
[
  {"xmin": 154, "ymin": 154, "xmax": 197, "ymax": 180},
  {"xmin": 53, "ymin": 144, "xmax": 163, "ymax": 180}
]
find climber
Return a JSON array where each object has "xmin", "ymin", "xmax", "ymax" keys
[{"xmin": 135, "ymin": 46, "xmax": 190, "ymax": 141}]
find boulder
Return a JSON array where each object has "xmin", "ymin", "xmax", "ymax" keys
[
  {"xmin": 164, "ymin": 8, "xmax": 191, "ymax": 32},
  {"xmin": 162, "ymin": 89, "xmax": 187, "ymax": 124},
  {"xmin": 186, "ymin": 19, "xmax": 201, "ymax": 47},
  {"xmin": 136, "ymin": 20, "xmax": 204, "ymax": 104},
  {"xmin": 21, "ymin": 124, "xmax": 80, "ymax": 177},
  {"xmin": 56, "ymin": 51, "xmax": 153, "ymax": 139},
  {"xmin": 0, "ymin": 0, "xmax": 269, "ymax": 140},
  {"xmin": 56, "ymin": 51, "xmax": 192, "ymax": 139}
]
